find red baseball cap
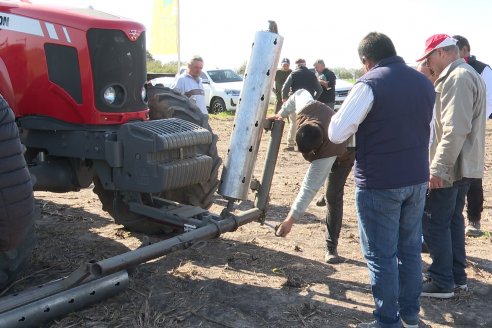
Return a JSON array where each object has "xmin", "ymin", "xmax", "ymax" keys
[{"xmin": 416, "ymin": 34, "xmax": 457, "ymax": 62}]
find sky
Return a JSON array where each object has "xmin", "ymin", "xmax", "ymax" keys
[{"xmin": 30, "ymin": 0, "xmax": 492, "ymax": 70}]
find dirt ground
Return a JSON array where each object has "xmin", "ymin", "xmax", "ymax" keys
[{"xmin": 9, "ymin": 116, "xmax": 492, "ymax": 327}]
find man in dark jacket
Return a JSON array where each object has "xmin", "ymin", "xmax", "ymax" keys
[
  {"xmin": 281, "ymin": 58, "xmax": 322, "ymax": 101},
  {"xmin": 280, "ymin": 59, "xmax": 322, "ymax": 151},
  {"xmin": 313, "ymin": 59, "xmax": 337, "ymax": 109}
]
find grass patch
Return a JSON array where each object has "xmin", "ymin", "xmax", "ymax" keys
[{"xmin": 211, "ymin": 111, "xmax": 236, "ymax": 118}]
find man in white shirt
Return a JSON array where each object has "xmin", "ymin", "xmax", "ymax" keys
[
  {"xmin": 328, "ymin": 32, "xmax": 434, "ymax": 328},
  {"xmin": 171, "ymin": 56, "xmax": 208, "ymax": 115}
]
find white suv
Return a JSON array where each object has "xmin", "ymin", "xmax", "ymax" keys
[
  {"xmin": 152, "ymin": 68, "xmax": 242, "ymax": 114},
  {"xmin": 200, "ymin": 68, "xmax": 242, "ymax": 113},
  {"xmin": 334, "ymin": 78, "xmax": 353, "ymax": 110}
]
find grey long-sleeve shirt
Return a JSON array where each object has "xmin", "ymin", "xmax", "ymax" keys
[{"xmin": 289, "ymin": 156, "xmax": 337, "ymax": 220}]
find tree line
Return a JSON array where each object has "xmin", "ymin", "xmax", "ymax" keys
[{"xmin": 147, "ymin": 52, "xmax": 364, "ymax": 80}]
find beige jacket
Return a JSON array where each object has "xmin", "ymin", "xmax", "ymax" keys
[{"xmin": 430, "ymin": 58, "xmax": 486, "ymax": 186}]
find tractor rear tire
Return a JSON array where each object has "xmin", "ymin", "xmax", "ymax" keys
[
  {"xmin": 93, "ymin": 86, "xmax": 221, "ymax": 234},
  {"xmin": 0, "ymin": 96, "xmax": 36, "ymax": 291}
]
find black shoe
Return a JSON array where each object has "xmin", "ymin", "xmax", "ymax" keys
[
  {"xmin": 465, "ymin": 220, "xmax": 482, "ymax": 237},
  {"xmin": 421, "ymin": 280, "xmax": 454, "ymax": 298},
  {"xmin": 325, "ymin": 247, "xmax": 341, "ymax": 264},
  {"xmin": 316, "ymin": 196, "xmax": 326, "ymax": 207}
]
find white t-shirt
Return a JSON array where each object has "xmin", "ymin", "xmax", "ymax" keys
[
  {"xmin": 481, "ymin": 66, "xmax": 492, "ymax": 118},
  {"xmin": 171, "ymin": 74, "xmax": 208, "ymax": 114}
]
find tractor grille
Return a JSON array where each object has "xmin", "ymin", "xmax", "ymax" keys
[{"xmin": 88, "ymin": 28, "xmax": 147, "ymax": 113}]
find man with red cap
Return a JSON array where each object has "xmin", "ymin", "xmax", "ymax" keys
[{"xmin": 417, "ymin": 34, "xmax": 486, "ymax": 299}]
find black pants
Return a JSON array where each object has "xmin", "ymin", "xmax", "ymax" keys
[
  {"xmin": 275, "ymin": 92, "xmax": 282, "ymax": 114},
  {"xmin": 325, "ymin": 150, "xmax": 356, "ymax": 249},
  {"xmin": 466, "ymin": 178, "xmax": 483, "ymax": 223}
]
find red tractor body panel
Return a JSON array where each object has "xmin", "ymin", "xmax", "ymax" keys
[{"xmin": 0, "ymin": 1, "xmax": 148, "ymax": 125}]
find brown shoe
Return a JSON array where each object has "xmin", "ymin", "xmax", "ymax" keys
[{"xmin": 284, "ymin": 146, "xmax": 295, "ymax": 151}]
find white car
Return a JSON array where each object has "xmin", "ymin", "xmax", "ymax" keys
[
  {"xmin": 308, "ymin": 68, "xmax": 353, "ymax": 110},
  {"xmin": 151, "ymin": 68, "xmax": 242, "ymax": 114},
  {"xmin": 201, "ymin": 68, "xmax": 242, "ymax": 113},
  {"xmin": 334, "ymin": 78, "xmax": 353, "ymax": 110}
]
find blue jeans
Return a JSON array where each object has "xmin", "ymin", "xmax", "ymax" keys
[
  {"xmin": 356, "ymin": 182, "xmax": 427, "ymax": 328},
  {"xmin": 423, "ymin": 181, "xmax": 471, "ymax": 289}
]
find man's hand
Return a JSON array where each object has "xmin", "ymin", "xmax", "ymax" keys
[
  {"xmin": 275, "ymin": 216, "xmax": 294, "ymax": 237},
  {"xmin": 429, "ymin": 175, "xmax": 444, "ymax": 189},
  {"xmin": 319, "ymin": 79, "xmax": 328, "ymax": 88},
  {"xmin": 266, "ymin": 113, "xmax": 283, "ymax": 121}
]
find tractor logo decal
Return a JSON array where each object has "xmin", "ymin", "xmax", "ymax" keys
[
  {"xmin": 0, "ymin": 13, "xmax": 43, "ymax": 37},
  {"xmin": 0, "ymin": 15, "xmax": 9, "ymax": 27},
  {"xmin": 0, "ymin": 13, "xmax": 72, "ymax": 43},
  {"xmin": 128, "ymin": 29, "xmax": 138, "ymax": 40}
]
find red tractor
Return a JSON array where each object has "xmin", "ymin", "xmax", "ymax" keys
[
  {"xmin": 0, "ymin": 2, "xmax": 283, "ymax": 325},
  {"xmin": 0, "ymin": 1, "xmax": 221, "ymax": 287}
]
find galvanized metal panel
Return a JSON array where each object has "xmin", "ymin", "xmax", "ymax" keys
[{"xmin": 219, "ymin": 31, "xmax": 283, "ymax": 200}]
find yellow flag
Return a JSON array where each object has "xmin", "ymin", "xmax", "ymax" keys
[{"xmin": 150, "ymin": 0, "xmax": 179, "ymax": 55}]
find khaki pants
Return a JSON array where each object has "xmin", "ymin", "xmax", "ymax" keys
[{"xmin": 287, "ymin": 111, "xmax": 297, "ymax": 148}]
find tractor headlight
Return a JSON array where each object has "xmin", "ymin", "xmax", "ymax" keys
[
  {"xmin": 141, "ymin": 85, "xmax": 147, "ymax": 103},
  {"xmin": 103, "ymin": 86, "xmax": 116, "ymax": 104},
  {"xmin": 101, "ymin": 84, "xmax": 125, "ymax": 106}
]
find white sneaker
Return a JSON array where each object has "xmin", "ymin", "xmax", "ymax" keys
[
  {"xmin": 454, "ymin": 283, "xmax": 469, "ymax": 292},
  {"xmin": 401, "ymin": 318, "xmax": 419, "ymax": 328}
]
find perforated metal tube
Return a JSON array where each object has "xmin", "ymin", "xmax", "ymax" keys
[{"xmin": 218, "ymin": 31, "xmax": 283, "ymax": 200}]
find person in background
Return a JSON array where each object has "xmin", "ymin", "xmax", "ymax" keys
[
  {"xmin": 274, "ymin": 58, "xmax": 292, "ymax": 114},
  {"xmin": 270, "ymin": 89, "xmax": 346, "ymax": 239},
  {"xmin": 416, "ymin": 34, "xmax": 485, "ymax": 299},
  {"xmin": 313, "ymin": 59, "xmax": 337, "ymax": 109},
  {"xmin": 329, "ymin": 32, "xmax": 435, "ymax": 328},
  {"xmin": 281, "ymin": 59, "xmax": 322, "ymax": 151},
  {"xmin": 170, "ymin": 55, "xmax": 207, "ymax": 115},
  {"xmin": 453, "ymin": 35, "xmax": 492, "ymax": 237}
]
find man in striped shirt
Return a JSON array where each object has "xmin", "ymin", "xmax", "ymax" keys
[{"xmin": 328, "ymin": 32, "xmax": 435, "ymax": 328}]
